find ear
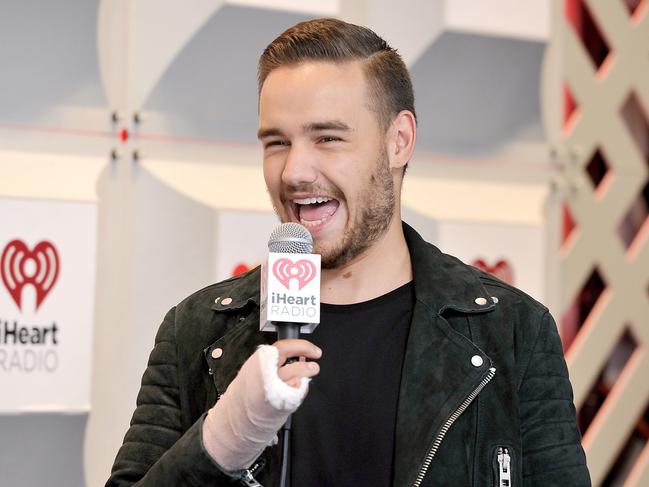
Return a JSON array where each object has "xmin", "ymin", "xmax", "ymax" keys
[{"xmin": 386, "ymin": 110, "xmax": 416, "ymax": 171}]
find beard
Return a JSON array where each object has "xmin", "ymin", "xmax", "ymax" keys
[
  {"xmin": 317, "ymin": 149, "xmax": 395, "ymax": 269},
  {"xmin": 272, "ymin": 149, "xmax": 396, "ymax": 269}
]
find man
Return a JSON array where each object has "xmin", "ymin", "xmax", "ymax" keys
[{"xmin": 107, "ymin": 19, "xmax": 591, "ymax": 486}]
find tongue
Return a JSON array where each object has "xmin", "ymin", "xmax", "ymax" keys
[{"xmin": 299, "ymin": 200, "xmax": 339, "ymax": 222}]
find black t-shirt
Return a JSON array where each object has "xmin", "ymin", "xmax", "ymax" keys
[{"xmin": 291, "ymin": 282, "xmax": 414, "ymax": 486}]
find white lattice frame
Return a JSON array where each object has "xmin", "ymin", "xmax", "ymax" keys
[{"xmin": 548, "ymin": 0, "xmax": 649, "ymax": 485}]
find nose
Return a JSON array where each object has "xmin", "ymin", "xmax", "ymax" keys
[{"xmin": 281, "ymin": 142, "xmax": 317, "ymax": 188}]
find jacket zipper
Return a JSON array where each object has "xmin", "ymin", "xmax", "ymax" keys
[
  {"xmin": 497, "ymin": 447, "xmax": 511, "ymax": 487},
  {"xmin": 239, "ymin": 461, "xmax": 263, "ymax": 487},
  {"xmin": 412, "ymin": 367, "xmax": 496, "ymax": 487}
]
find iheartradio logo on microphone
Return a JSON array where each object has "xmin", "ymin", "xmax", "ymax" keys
[
  {"xmin": 264, "ymin": 252, "xmax": 321, "ymax": 326},
  {"xmin": 1, "ymin": 239, "xmax": 60, "ymax": 311},
  {"xmin": 272, "ymin": 258, "xmax": 317, "ymax": 290}
]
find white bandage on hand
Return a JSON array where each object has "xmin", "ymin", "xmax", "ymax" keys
[{"xmin": 202, "ymin": 344, "xmax": 309, "ymax": 472}]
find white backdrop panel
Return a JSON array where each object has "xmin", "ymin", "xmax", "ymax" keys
[
  {"xmin": 215, "ymin": 210, "xmax": 278, "ymax": 281},
  {"xmin": 437, "ymin": 220, "xmax": 545, "ymax": 302},
  {"xmin": 0, "ymin": 197, "xmax": 97, "ymax": 412}
]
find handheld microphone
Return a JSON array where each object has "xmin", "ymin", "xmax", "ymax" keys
[
  {"xmin": 266, "ymin": 223, "xmax": 320, "ymax": 341},
  {"xmin": 264, "ymin": 223, "xmax": 321, "ymax": 487},
  {"xmin": 268, "ymin": 222, "xmax": 313, "ymax": 254}
]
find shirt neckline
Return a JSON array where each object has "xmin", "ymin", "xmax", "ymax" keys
[{"xmin": 320, "ymin": 281, "xmax": 414, "ymax": 314}]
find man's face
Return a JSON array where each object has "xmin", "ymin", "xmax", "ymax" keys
[{"xmin": 258, "ymin": 61, "xmax": 396, "ymax": 268}]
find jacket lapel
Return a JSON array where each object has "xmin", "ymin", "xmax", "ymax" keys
[
  {"xmin": 394, "ymin": 224, "xmax": 496, "ymax": 486},
  {"xmin": 393, "ymin": 302, "xmax": 493, "ymax": 486},
  {"xmin": 207, "ymin": 308, "xmax": 271, "ymax": 396},
  {"xmin": 203, "ymin": 268, "xmax": 272, "ymax": 396}
]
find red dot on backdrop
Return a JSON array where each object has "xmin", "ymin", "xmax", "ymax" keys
[{"xmin": 120, "ymin": 128, "xmax": 129, "ymax": 142}]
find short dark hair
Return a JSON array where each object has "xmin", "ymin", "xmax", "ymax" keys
[{"xmin": 258, "ymin": 18, "xmax": 416, "ymax": 130}]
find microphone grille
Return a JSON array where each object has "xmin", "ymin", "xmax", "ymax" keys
[{"xmin": 268, "ymin": 222, "xmax": 313, "ymax": 254}]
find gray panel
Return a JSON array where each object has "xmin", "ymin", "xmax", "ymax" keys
[
  {"xmin": 0, "ymin": 0, "xmax": 105, "ymax": 123},
  {"xmin": 411, "ymin": 32, "xmax": 545, "ymax": 156},
  {"xmin": 0, "ymin": 414, "xmax": 86, "ymax": 487},
  {"xmin": 142, "ymin": 6, "xmax": 311, "ymax": 142}
]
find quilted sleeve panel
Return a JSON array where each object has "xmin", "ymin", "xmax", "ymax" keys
[
  {"xmin": 105, "ymin": 308, "xmax": 236, "ymax": 486},
  {"xmin": 519, "ymin": 311, "xmax": 591, "ymax": 486}
]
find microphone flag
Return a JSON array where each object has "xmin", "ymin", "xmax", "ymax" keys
[{"xmin": 260, "ymin": 252, "xmax": 321, "ymax": 333}]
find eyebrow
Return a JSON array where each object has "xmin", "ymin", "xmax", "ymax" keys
[
  {"xmin": 304, "ymin": 121, "xmax": 351, "ymax": 133},
  {"xmin": 257, "ymin": 120, "xmax": 352, "ymax": 140},
  {"xmin": 257, "ymin": 127, "xmax": 283, "ymax": 140}
]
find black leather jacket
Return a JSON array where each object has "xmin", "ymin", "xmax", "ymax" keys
[{"xmin": 107, "ymin": 223, "xmax": 591, "ymax": 486}]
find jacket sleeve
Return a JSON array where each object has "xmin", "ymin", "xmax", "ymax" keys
[
  {"xmin": 519, "ymin": 310, "xmax": 591, "ymax": 486},
  {"xmin": 106, "ymin": 307, "xmax": 237, "ymax": 486}
]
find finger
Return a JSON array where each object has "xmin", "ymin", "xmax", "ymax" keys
[
  {"xmin": 277, "ymin": 360, "xmax": 320, "ymax": 383},
  {"xmin": 286, "ymin": 377, "xmax": 301, "ymax": 388},
  {"xmin": 272, "ymin": 339, "xmax": 322, "ymax": 366}
]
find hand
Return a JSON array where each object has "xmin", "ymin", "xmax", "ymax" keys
[
  {"xmin": 203, "ymin": 342, "xmax": 321, "ymax": 471},
  {"xmin": 273, "ymin": 339, "xmax": 322, "ymax": 388}
]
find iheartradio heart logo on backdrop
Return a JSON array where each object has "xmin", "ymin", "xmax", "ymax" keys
[
  {"xmin": 272, "ymin": 258, "xmax": 316, "ymax": 290},
  {"xmin": 471, "ymin": 258, "xmax": 515, "ymax": 285},
  {"xmin": 1, "ymin": 239, "xmax": 60, "ymax": 311},
  {"xmin": 231, "ymin": 262, "xmax": 252, "ymax": 277}
]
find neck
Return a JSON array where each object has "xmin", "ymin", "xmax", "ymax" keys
[{"xmin": 320, "ymin": 218, "xmax": 412, "ymax": 304}]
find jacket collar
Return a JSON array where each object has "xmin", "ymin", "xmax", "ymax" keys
[
  {"xmin": 211, "ymin": 222, "xmax": 495, "ymax": 315},
  {"xmin": 210, "ymin": 268, "xmax": 261, "ymax": 312},
  {"xmin": 403, "ymin": 222, "xmax": 496, "ymax": 315},
  {"xmin": 395, "ymin": 223, "xmax": 496, "ymax": 486}
]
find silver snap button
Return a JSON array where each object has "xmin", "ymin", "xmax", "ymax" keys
[
  {"xmin": 214, "ymin": 297, "xmax": 220, "ymax": 304},
  {"xmin": 471, "ymin": 355, "xmax": 484, "ymax": 367},
  {"xmin": 221, "ymin": 297, "xmax": 233, "ymax": 305},
  {"xmin": 211, "ymin": 348, "xmax": 223, "ymax": 359},
  {"xmin": 474, "ymin": 297, "xmax": 487, "ymax": 306},
  {"xmin": 491, "ymin": 296, "xmax": 499, "ymax": 304}
]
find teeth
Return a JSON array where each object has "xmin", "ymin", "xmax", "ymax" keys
[
  {"xmin": 294, "ymin": 196, "xmax": 332, "ymax": 205},
  {"xmin": 300, "ymin": 217, "xmax": 324, "ymax": 227}
]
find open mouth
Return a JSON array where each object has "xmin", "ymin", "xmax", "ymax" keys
[{"xmin": 291, "ymin": 196, "xmax": 340, "ymax": 228}]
